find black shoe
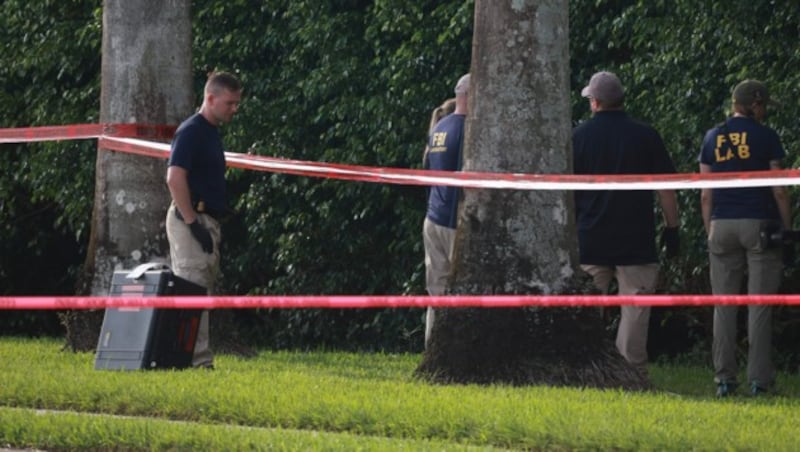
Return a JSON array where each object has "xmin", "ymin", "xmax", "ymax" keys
[
  {"xmin": 750, "ymin": 382, "xmax": 768, "ymax": 397},
  {"xmin": 716, "ymin": 381, "xmax": 738, "ymax": 397}
]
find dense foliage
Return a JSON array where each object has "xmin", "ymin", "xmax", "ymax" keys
[
  {"xmin": 1, "ymin": 1, "xmax": 799, "ymax": 361},
  {"xmin": 0, "ymin": 0, "xmax": 100, "ymax": 333},
  {"xmin": 194, "ymin": 1, "xmax": 474, "ymax": 350}
]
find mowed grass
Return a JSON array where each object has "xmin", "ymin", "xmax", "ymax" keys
[{"xmin": 1, "ymin": 337, "xmax": 799, "ymax": 451}]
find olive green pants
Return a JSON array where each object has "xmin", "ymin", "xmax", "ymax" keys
[{"xmin": 708, "ymin": 219, "xmax": 780, "ymax": 387}]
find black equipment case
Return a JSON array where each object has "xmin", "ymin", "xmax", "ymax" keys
[{"xmin": 94, "ymin": 263, "xmax": 206, "ymax": 370}]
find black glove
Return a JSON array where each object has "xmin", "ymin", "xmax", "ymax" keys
[
  {"xmin": 783, "ymin": 243, "xmax": 795, "ymax": 268},
  {"xmin": 660, "ymin": 227, "xmax": 680, "ymax": 258},
  {"xmin": 188, "ymin": 220, "xmax": 214, "ymax": 254}
]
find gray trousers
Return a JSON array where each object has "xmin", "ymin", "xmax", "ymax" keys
[
  {"xmin": 581, "ymin": 263, "xmax": 659, "ymax": 372},
  {"xmin": 422, "ymin": 218, "xmax": 457, "ymax": 348},
  {"xmin": 708, "ymin": 219, "xmax": 780, "ymax": 387},
  {"xmin": 166, "ymin": 203, "xmax": 221, "ymax": 368}
]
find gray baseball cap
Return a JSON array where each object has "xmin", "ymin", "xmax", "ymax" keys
[
  {"xmin": 581, "ymin": 71, "xmax": 624, "ymax": 104},
  {"xmin": 454, "ymin": 73, "xmax": 470, "ymax": 95}
]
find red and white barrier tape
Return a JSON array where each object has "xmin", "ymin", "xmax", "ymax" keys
[
  {"xmin": 0, "ymin": 123, "xmax": 175, "ymax": 143},
  {"xmin": 4, "ymin": 123, "xmax": 799, "ymax": 190},
  {"xmin": 4, "ymin": 123, "xmax": 800, "ymax": 310},
  {"xmin": 2, "ymin": 294, "xmax": 800, "ymax": 310},
  {"xmin": 99, "ymin": 136, "xmax": 800, "ymax": 191}
]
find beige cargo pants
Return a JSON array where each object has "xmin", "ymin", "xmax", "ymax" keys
[
  {"xmin": 581, "ymin": 263, "xmax": 659, "ymax": 373},
  {"xmin": 165, "ymin": 203, "xmax": 221, "ymax": 368}
]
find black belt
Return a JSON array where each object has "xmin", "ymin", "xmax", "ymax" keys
[
  {"xmin": 194, "ymin": 201, "xmax": 224, "ymax": 221},
  {"xmin": 174, "ymin": 202, "xmax": 224, "ymax": 222}
]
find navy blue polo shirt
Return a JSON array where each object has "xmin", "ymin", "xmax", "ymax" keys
[
  {"xmin": 573, "ymin": 111, "xmax": 676, "ymax": 265},
  {"xmin": 168, "ymin": 113, "xmax": 227, "ymax": 211}
]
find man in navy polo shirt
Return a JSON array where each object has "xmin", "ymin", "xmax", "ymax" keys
[
  {"xmin": 165, "ymin": 71, "xmax": 242, "ymax": 369},
  {"xmin": 573, "ymin": 71, "xmax": 680, "ymax": 376}
]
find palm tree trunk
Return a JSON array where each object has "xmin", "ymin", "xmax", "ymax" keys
[
  {"xmin": 64, "ymin": 0, "xmax": 193, "ymax": 351},
  {"xmin": 416, "ymin": 0, "xmax": 649, "ymax": 390}
]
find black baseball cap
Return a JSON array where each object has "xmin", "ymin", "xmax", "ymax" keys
[{"xmin": 732, "ymin": 80, "xmax": 778, "ymax": 106}]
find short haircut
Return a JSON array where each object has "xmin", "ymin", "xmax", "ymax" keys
[
  {"xmin": 595, "ymin": 97, "xmax": 624, "ymax": 110},
  {"xmin": 205, "ymin": 71, "xmax": 242, "ymax": 95}
]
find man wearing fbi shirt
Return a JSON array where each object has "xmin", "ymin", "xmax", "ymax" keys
[
  {"xmin": 422, "ymin": 73, "xmax": 469, "ymax": 348},
  {"xmin": 699, "ymin": 79, "xmax": 791, "ymax": 397}
]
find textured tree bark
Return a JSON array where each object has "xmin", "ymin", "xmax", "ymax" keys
[
  {"xmin": 416, "ymin": 0, "xmax": 649, "ymax": 390},
  {"xmin": 63, "ymin": 1, "xmax": 193, "ymax": 351}
]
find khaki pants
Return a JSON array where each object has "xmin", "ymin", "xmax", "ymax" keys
[
  {"xmin": 581, "ymin": 263, "xmax": 659, "ymax": 371},
  {"xmin": 423, "ymin": 218, "xmax": 457, "ymax": 348},
  {"xmin": 708, "ymin": 219, "xmax": 780, "ymax": 387},
  {"xmin": 166, "ymin": 203, "xmax": 221, "ymax": 368}
]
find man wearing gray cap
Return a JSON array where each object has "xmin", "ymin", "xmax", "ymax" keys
[
  {"xmin": 422, "ymin": 73, "xmax": 469, "ymax": 348},
  {"xmin": 698, "ymin": 79, "xmax": 791, "ymax": 397},
  {"xmin": 572, "ymin": 71, "xmax": 680, "ymax": 376}
]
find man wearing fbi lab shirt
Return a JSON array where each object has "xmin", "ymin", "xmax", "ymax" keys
[{"xmin": 698, "ymin": 79, "xmax": 792, "ymax": 397}]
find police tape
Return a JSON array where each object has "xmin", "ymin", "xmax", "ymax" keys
[
  {"xmin": 0, "ymin": 123, "xmax": 175, "ymax": 143},
  {"xmin": 3, "ymin": 294, "xmax": 800, "ymax": 310},
  {"xmin": 98, "ymin": 136, "xmax": 800, "ymax": 191},
  {"xmin": 3, "ymin": 122, "xmax": 800, "ymax": 190},
  {"xmin": 4, "ymin": 124, "xmax": 800, "ymax": 310}
]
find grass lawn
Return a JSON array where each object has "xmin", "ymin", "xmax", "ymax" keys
[{"xmin": 1, "ymin": 337, "xmax": 799, "ymax": 450}]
